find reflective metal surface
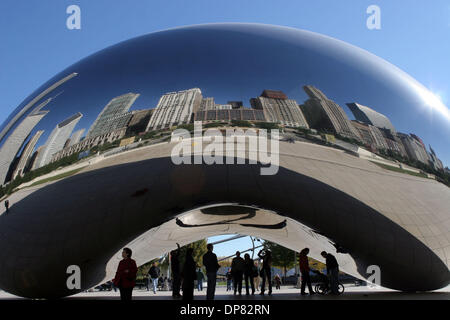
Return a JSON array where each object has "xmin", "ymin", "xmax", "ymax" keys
[{"xmin": 0, "ymin": 23, "xmax": 449, "ymax": 298}]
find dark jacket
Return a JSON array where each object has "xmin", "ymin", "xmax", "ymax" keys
[
  {"xmin": 149, "ymin": 266, "xmax": 160, "ymax": 279},
  {"xmin": 258, "ymin": 251, "xmax": 272, "ymax": 269},
  {"xmin": 325, "ymin": 254, "xmax": 339, "ymax": 273},
  {"xmin": 231, "ymin": 256, "xmax": 245, "ymax": 274},
  {"xmin": 202, "ymin": 251, "xmax": 220, "ymax": 273},
  {"xmin": 113, "ymin": 258, "xmax": 137, "ymax": 289},
  {"xmin": 244, "ymin": 258, "xmax": 255, "ymax": 276},
  {"xmin": 182, "ymin": 255, "xmax": 197, "ymax": 281},
  {"xmin": 299, "ymin": 253, "xmax": 310, "ymax": 273},
  {"xmin": 171, "ymin": 252, "xmax": 180, "ymax": 275}
]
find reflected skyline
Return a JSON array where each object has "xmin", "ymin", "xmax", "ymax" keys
[{"xmin": 0, "ymin": 24, "xmax": 448, "ymax": 170}]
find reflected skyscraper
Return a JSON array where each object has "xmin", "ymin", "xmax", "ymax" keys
[
  {"xmin": 146, "ymin": 88, "xmax": 203, "ymax": 130},
  {"xmin": 397, "ymin": 133, "xmax": 429, "ymax": 164},
  {"xmin": 35, "ymin": 113, "xmax": 83, "ymax": 168},
  {"xmin": 87, "ymin": 93, "xmax": 140, "ymax": 138},
  {"xmin": 0, "ymin": 73, "xmax": 77, "ymax": 145},
  {"xmin": 347, "ymin": 102, "xmax": 396, "ymax": 133},
  {"xmin": 250, "ymin": 90, "xmax": 309, "ymax": 128},
  {"xmin": 301, "ymin": 86, "xmax": 361, "ymax": 140},
  {"xmin": 68, "ymin": 129, "xmax": 85, "ymax": 147},
  {"xmin": 0, "ymin": 107, "xmax": 49, "ymax": 184},
  {"xmin": 11, "ymin": 130, "xmax": 44, "ymax": 180}
]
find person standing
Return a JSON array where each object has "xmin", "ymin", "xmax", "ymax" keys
[
  {"xmin": 171, "ymin": 247, "xmax": 181, "ymax": 298},
  {"xmin": 4, "ymin": 200, "xmax": 9, "ymax": 214},
  {"xmin": 148, "ymin": 262, "xmax": 160, "ymax": 294},
  {"xmin": 113, "ymin": 248, "xmax": 138, "ymax": 301},
  {"xmin": 226, "ymin": 269, "xmax": 233, "ymax": 291},
  {"xmin": 243, "ymin": 253, "xmax": 256, "ymax": 295},
  {"xmin": 258, "ymin": 249, "xmax": 272, "ymax": 296},
  {"xmin": 253, "ymin": 262, "xmax": 261, "ymax": 292},
  {"xmin": 196, "ymin": 267, "xmax": 204, "ymax": 291},
  {"xmin": 299, "ymin": 248, "xmax": 315, "ymax": 295},
  {"xmin": 231, "ymin": 251, "xmax": 245, "ymax": 295},
  {"xmin": 274, "ymin": 274, "xmax": 281, "ymax": 290},
  {"xmin": 202, "ymin": 243, "xmax": 221, "ymax": 300},
  {"xmin": 321, "ymin": 251, "xmax": 340, "ymax": 295},
  {"xmin": 182, "ymin": 247, "xmax": 197, "ymax": 301}
]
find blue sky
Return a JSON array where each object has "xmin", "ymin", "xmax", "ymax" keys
[{"xmin": 1, "ymin": 0, "xmax": 449, "ymax": 256}]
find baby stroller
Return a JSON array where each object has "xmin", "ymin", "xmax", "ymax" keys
[{"xmin": 312, "ymin": 270, "xmax": 344, "ymax": 295}]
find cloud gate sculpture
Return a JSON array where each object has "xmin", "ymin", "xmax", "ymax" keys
[{"xmin": 0, "ymin": 23, "xmax": 449, "ymax": 299}]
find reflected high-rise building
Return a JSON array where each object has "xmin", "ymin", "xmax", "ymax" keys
[
  {"xmin": 379, "ymin": 128, "xmax": 408, "ymax": 158},
  {"xmin": 146, "ymin": 88, "xmax": 203, "ymax": 131},
  {"xmin": 397, "ymin": 133, "xmax": 429, "ymax": 164},
  {"xmin": 301, "ymin": 86, "xmax": 361, "ymax": 141},
  {"xmin": 199, "ymin": 97, "xmax": 215, "ymax": 111},
  {"xmin": 250, "ymin": 90, "xmax": 309, "ymax": 128},
  {"xmin": 68, "ymin": 129, "xmax": 85, "ymax": 147},
  {"xmin": 35, "ymin": 113, "xmax": 83, "ymax": 168},
  {"xmin": 0, "ymin": 107, "xmax": 49, "ymax": 185},
  {"xmin": 429, "ymin": 146, "xmax": 444, "ymax": 171},
  {"xmin": 0, "ymin": 73, "xmax": 77, "ymax": 145},
  {"xmin": 11, "ymin": 130, "xmax": 44, "ymax": 181},
  {"xmin": 87, "ymin": 93, "xmax": 140, "ymax": 138},
  {"xmin": 351, "ymin": 120, "xmax": 388, "ymax": 151},
  {"xmin": 228, "ymin": 101, "xmax": 244, "ymax": 109},
  {"xmin": 347, "ymin": 102, "xmax": 396, "ymax": 133},
  {"xmin": 126, "ymin": 109, "xmax": 153, "ymax": 136}
]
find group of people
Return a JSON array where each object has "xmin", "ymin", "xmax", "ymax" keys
[
  {"xmin": 112, "ymin": 245, "xmax": 340, "ymax": 301},
  {"xmin": 298, "ymin": 248, "xmax": 340, "ymax": 295}
]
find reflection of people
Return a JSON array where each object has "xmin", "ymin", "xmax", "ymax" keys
[
  {"xmin": 202, "ymin": 244, "xmax": 220, "ymax": 300},
  {"xmin": 148, "ymin": 262, "xmax": 160, "ymax": 294},
  {"xmin": 231, "ymin": 251, "xmax": 245, "ymax": 295},
  {"xmin": 196, "ymin": 267, "xmax": 204, "ymax": 291},
  {"xmin": 258, "ymin": 249, "xmax": 272, "ymax": 296},
  {"xmin": 274, "ymin": 274, "xmax": 281, "ymax": 289},
  {"xmin": 253, "ymin": 262, "xmax": 261, "ymax": 291},
  {"xmin": 321, "ymin": 251, "xmax": 339, "ymax": 294},
  {"xmin": 299, "ymin": 248, "xmax": 314, "ymax": 295},
  {"xmin": 113, "ymin": 248, "xmax": 138, "ymax": 301},
  {"xmin": 182, "ymin": 248, "xmax": 196, "ymax": 301},
  {"xmin": 4, "ymin": 200, "xmax": 9, "ymax": 214},
  {"xmin": 244, "ymin": 253, "xmax": 256, "ymax": 295},
  {"xmin": 171, "ymin": 245, "xmax": 181, "ymax": 298},
  {"xmin": 226, "ymin": 269, "xmax": 233, "ymax": 291}
]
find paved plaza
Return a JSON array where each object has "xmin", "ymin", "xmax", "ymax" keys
[{"xmin": 0, "ymin": 285, "xmax": 448, "ymax": 300}]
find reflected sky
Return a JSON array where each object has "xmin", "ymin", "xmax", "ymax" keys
[{"xmin": 1, "ymin": 23, "xmax": 449, "ymax": 167}]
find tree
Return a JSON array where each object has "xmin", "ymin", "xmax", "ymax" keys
[
  {"xmin": 178, "ymin": 239, "xmax": 208, "ymax": 270},
  {"xmin": 263, "ymin": 241, "xmax": 297, "ymax": 283}
]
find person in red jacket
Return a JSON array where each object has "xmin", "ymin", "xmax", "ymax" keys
[
  {"xmin": 113, "ymin": 248, "xmax": 138, "ymax": 301},
  {"xmin": 299, "ymin": 248, "xmax": 314, "ymax": 295}
]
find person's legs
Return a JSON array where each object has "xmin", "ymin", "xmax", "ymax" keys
[
  {"xmin": 266, "ymin": 269, "xmax": 272, "ymax": 294},
  {"xmin": 206, "ymin": 272, "xmax": 216, "ymax": 300},
  {"xmin": 152, "ymin": 278, "xmax": 158, "ymax": 293},
  {"xmin": 260, "ymin": 270, "xmax": 266, "ymax": 294},
  {"xmin": 250, "ymin": 275, "xmax": 255, "ymax": 294},
  {"xmin": 330, "ymin": 268, "xmax": 339, "ymax": 294},
  {"xmin": 233, "ymin": 274, "xmax": 238, "ymax": 294},
  {"xmin": 305, "ymin": 273, "xmax": 314, "ymax": 294},
  {"xmin": 237, "ymin": 272, "xmax": 243, "ymax": 294},
  {"xmin": 244, "ymin": 274, "xmax": 250, "ymax": 295},
  {"xmin": 301, "ymin": 272, "xmax": 307, "ymax": 294}
]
